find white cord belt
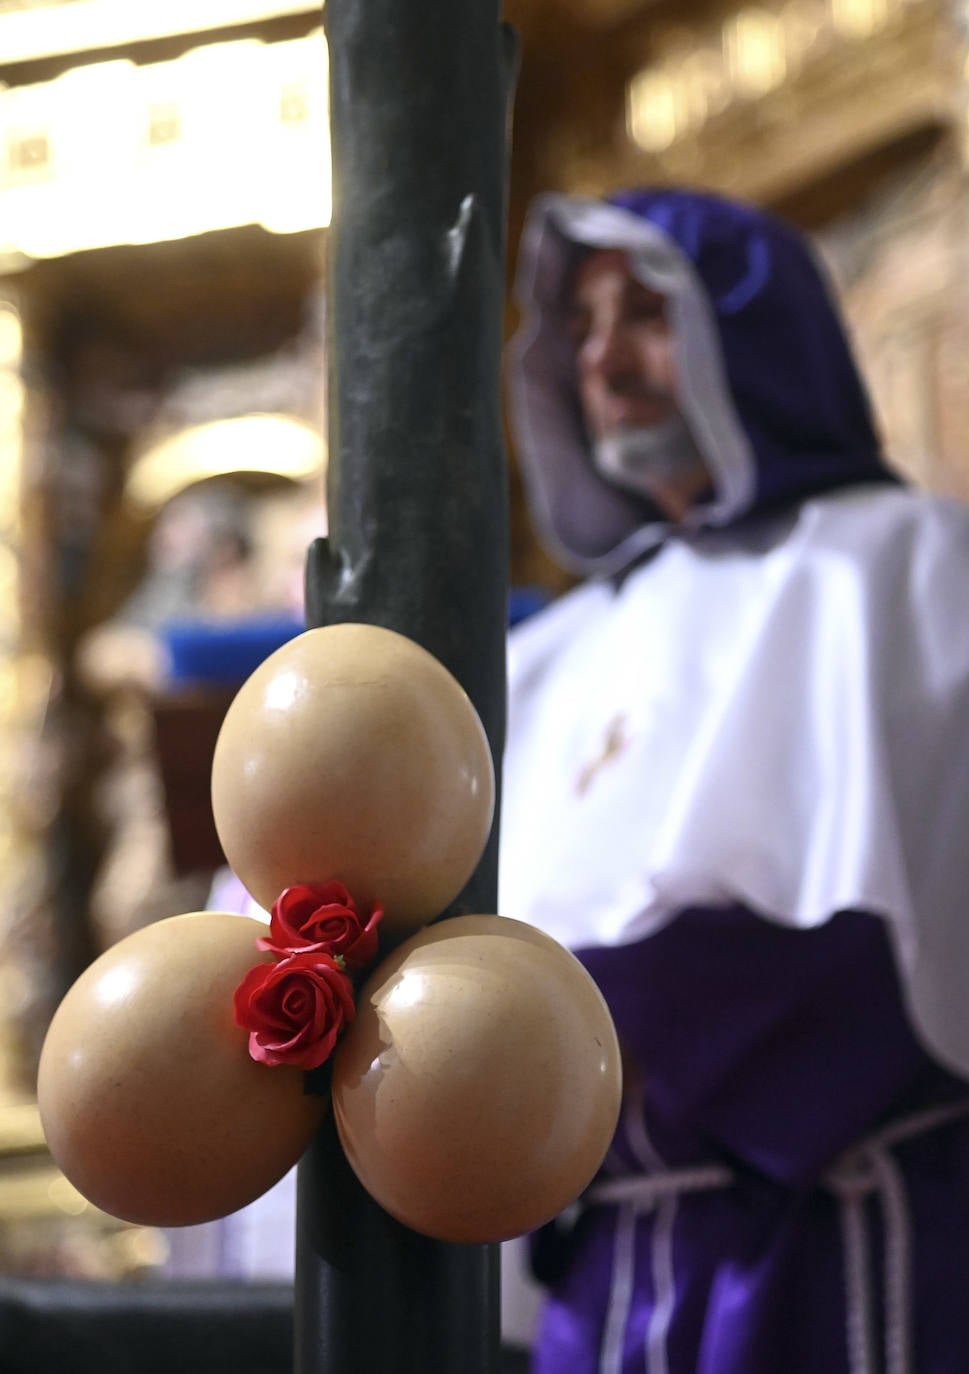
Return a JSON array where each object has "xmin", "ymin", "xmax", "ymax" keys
[{"xmin": 586, "ymin": 1098, "xmax": 969, "ymax": 1374}]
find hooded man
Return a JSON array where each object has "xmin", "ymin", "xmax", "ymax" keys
[{"xmin": 499, "ymin": 189, "xmax": 969, "ymax": 1374}]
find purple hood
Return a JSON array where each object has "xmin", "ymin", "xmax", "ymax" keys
[{"xmin": 509, "ymin": 188, "xmax": 898, "ymax": 575}]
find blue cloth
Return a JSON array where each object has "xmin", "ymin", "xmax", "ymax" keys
[
  {"xmin": 509, "ymin": 586, "xmax": 552, "ymax": 628},
  {"xmin": 162, "ymin": 617, "xmax": 305, "ymax": 687},
  {"xmin": 163, "ymin": 593, "xmax": 550, "ymax": 689}
]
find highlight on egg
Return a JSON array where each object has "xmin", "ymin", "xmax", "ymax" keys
[
  {"xmin": 210, "ymin": 623, "xmax": 495, "ymax": 937},
  {"xmin": 332, "ymin": 914, "xmax": 623, "ymax": 1244},
  {"xmin": 37, "ymin": 911, "xmax": 325, "ymax": 1227}
]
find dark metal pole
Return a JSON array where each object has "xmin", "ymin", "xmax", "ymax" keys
[{"xmin": 296, "ymin": 3, "xmax": 516, "ymax": 1371}]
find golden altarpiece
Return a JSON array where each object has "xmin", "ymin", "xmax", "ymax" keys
[{"xmin": 0, "ymin": 0, "xmax": 966, "ymax": 1278}]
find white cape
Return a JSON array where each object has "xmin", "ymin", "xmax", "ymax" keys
[{"xmin": 499, "ymin": 485, "xmax": 969, "ymax": 1078}]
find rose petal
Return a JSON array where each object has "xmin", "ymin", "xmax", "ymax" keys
[{"xmin": 235, "ymin": 950, "xmax": 356, "ymax": 1069}]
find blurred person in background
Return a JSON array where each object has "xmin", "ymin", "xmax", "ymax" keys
[
  {"xmin": 78, "ymin": 479, "xmax": 321, "ymax": 952},
  {"xmin": 164, "ymin": 478, "xmax": 326, "ymax": 1283},
  {"xmin": 499, "ymin": 188, "xmax": 969, "ymax": 1373},
  {"xmin": 77, "ymin": 483, "xmax": 256, "ymax": 696}
]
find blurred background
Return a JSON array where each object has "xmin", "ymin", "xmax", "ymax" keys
[{"xmin": 0, "ymin": 0, "xmax": 964, "ymax": 1289}]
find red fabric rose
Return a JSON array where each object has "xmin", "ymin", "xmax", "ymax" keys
[
  {"xmin": 233, "ymin": 950, "xmax": 356, "ymax": 1069},
  {"xmin": 258, "ymin": 881, "xmax": 383, "ymax": 972}
]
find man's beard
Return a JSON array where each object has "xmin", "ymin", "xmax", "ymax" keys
[{"xmin": 591, "ymin": 415, "xmax": 709, "ymax": 504}]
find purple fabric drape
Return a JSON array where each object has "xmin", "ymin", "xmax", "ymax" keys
[{"xmin": 532, "ymin": 908, "xmax": 969, "ymax": 1372}]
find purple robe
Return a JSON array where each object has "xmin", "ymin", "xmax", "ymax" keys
[
  {"xmin": 531, "ymin": 907, "xmax": 969, "ymax": 1373},
  {"xmin": 505, "ymin": 189, "xmax": 969, "ymax": 1374}
]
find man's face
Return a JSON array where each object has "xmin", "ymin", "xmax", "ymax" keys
[{"xmin": 568, "ymin": 248, "xmax": 678, "ymax": 441}]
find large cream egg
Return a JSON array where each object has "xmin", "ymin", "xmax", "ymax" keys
[
  {"xmin": 332, "ymin": 915, "xmax": 622, "ymax": 1244},
  {"xmin": 211, "ymin": 624, "xmax": 495, "ymax": 935},
  {"xmin": 37, "ymin": 912, "xmax": 325, "ymax": 1227}
]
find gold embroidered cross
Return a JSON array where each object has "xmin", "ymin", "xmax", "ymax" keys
[{"xmin": 575, "ymin": 712, "xmax": 630, "ymax": 796}]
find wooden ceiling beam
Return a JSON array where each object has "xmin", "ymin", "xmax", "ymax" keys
[{"xmin": 0, "ymin": 0, "xmax": 318, "ymax": 67}]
